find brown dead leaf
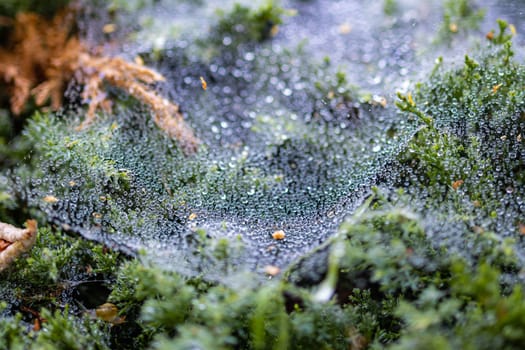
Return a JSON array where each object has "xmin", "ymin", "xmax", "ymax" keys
[
  {"xmin": 0, "ymin": 239, "xmax": 10, "ymax": 252},
  {"xmin": 452, "ymin": 179, "xmax": 464, "ymax": 190},
  {"xmin": 0, "ymin": 220, "xmax": 38, "ymax": 272},
  {"xmin": 0, "ymin": 8, "xmax": 199, "ymax": 155}
]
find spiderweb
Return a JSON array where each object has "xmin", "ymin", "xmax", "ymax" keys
[{"xmin": 11, "ymin": 0, "xmax": 525, "ymax": 281}]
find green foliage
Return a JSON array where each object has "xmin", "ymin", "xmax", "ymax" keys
[
  {"xmin": 392, "ymin": 261, "xmax": 525, "ymax": 350},
  {"xmin": 214, "ymin": 1, "xmax": 287, "ymax": 45},
  {"xmin": 486, "ymin": 19, "xmax": 515, "ymax": 45},
  {"xmin": 385, "ymin": 29, "xmax": 525, "ymax": 349},
  {"xmin": 339, "ymin": 206, "xmax": 447, "ymax": 294},
  {"xmin": 383, "ymin": 0, "xmax": 398, "ymax": 16},
  {"xmin": 109, "ymin": 263, "xmax": 366, "ymax": 349},
  {"xmin": 0, "ymin": 224, "xmax": 121, "ymax": 332},
  {"xmin": 2, "ymin": 2, "xmax": 525, "ymax": 347},
  {"xmin": 35, "ymin": 307, "xmax": 110, "ymax": 350},
  {"xmin": 0, "ymin": 222, "xmax": 123, "ymax": 348},
  {"xmin": 106, "ymin": 0, "xmax": 156, "ymax": 12},
  {"xmin": 395, "ymin": 91, "xmax": 433, "ymax": 127},
  {"xmin": 0, "ymin": 111, "xmax": 33, "ymax": 170},
  {"xmin": 0, "ymin": 304, "xmax": 111, "ymax": 350},
  {"xmin": 436, "ymin": 0, "xmax": 485, "ymax": 43},
  {"xmin": 6, "ymin": 225, "xmax": 119, "ymax": 285},
  {"xmin": 0, "ymin": 0, "xmax": 71, "ymax": 18},
  {"xmin": 397, "ymin": 36, "xmax": 525, "ymax": 218}
]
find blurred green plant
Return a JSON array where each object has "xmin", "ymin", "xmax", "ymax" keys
[{"xmin": 435, "ymin": 0, "xmax": 485, "ymax": 44}]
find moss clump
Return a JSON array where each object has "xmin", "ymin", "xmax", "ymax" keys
[
  {"xmin": 214, "ymin": 2, "xmax": 286, "ymax": 44},
  {"xmin": 0, "ymin": 225, "xmax": 122, "ymax": 349},
  {"xmin": 0, "ymin": 0, "xmax": 71, "ymax": 18},
  {"xmin": 2, "ymin": 1, "xmax": 525, "ymax": 347},
  {"xmin": 0, "ymin": 304, "xmax": 111, "ymax": 350},
  {"xmin": 396, "ymin": 21, "xmax": 524, "ymax": 245},
  {"xmin": 435, "ymin": 0, "xmax": 485, "ymax": 43},
  {"xmin": 392, "ymin": 261, "xmax": 525, "ymax": 350},
  {"xmin": 109, "ymin": 253, "xmax": 381, "ymax": 349}
]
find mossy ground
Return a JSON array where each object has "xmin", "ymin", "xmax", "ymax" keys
[{"xmin": 1, "ymin": 1, "xmax": 525, "ymax": 349}]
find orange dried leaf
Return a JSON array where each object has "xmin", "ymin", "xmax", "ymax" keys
[
  {"xmin": 452, "ymin": 179, "xmax": 464, "ymax": 190},
  {"xmin": 33, "ymin": 318, "xmax": 41, "ymax": 331},
  {"xmin": 0, "ymin": 220, "xmax": 38, "ymax": 271},
  {"xmin": 0, "ymin": 9, "xmax": 199, "ymax": 155},
  {"xmin": 492, "ymin": 83, "xmax": 503, "ymax": 94},
  {"xmin": 200, "ymin": 76, "xmax": 207, "ymax": 90},
  {"xmin": 0, "ymin": 239, "xmax": 10, "ymax": 252}
]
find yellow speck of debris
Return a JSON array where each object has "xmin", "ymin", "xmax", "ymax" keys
[
  {"xmin": 492, "ymin": 83, "xmax": 502, "ymax": 94},
  {"xmin": 510, "ymin": 24, "xmax": 517, "ymax": 36},
  {"xmin": 43, "ymin": 195, "xmax": 58, "ymax": 203},
  {"xmin": 449, "ymin": 23, "xmax": 458, "ymax": 33},
  {"xmin": 407, "ymin": 92, "xmax": 415, "ymax": 106},
  {"xmin": 451, "ymin": 180, "xmax": 464, "ymax": 190},
  {"xmin": 270, "ymin": 25, "xmax": 279, "ymax": 37},
  {"xmin": 95, "ymin": 303, "xmax": 126, "ymax": 324},
  {"xmin": 338, "ymin": 23, "xmax": 352, "ymax": 35},
  {"xmin": 134, "ymin": 55, "xmax": 144, "ymax": 66},
  {"xmin": 200, "ymin": 76, "xmax": 207, "ymax": 90},
  {"xmin": 264, "ymin": 265, "xmax": 281, "ymax": 276},
  {"xmin": 188, "ymin": 213, "xmax": 197, "ymax": 221},
  {"xmin": 272, "ymin": 230, "xmax": 285, "ymax": 240},
  {"xmin": 103, "ymin": 23, "xmax": 116, "ymax": 34}
]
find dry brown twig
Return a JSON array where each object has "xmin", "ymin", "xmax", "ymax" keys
[
  {"xmin": 0, "ymin": 220, "xmax": 38, "ymax": 272},
  {"xmin": 0, "ymin": 8, "xmax": 199, "ymax": 154}
]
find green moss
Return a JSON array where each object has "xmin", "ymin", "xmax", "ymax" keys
[
  {"xmin": 0, "ymin": 0, "xmax": 71, "ymax": 18},
  {"xmin": 397, "ymin": 22, "xmax": 524, "ymax": 222},
  {"xmin": 108, "ymin": 262, "xmax": 364, "ymax": 349},
  {"xmin": 0, "ymin": 304, "xmax": 111, "ymax": 350},
  {"xmin": 383, "ymin": 22, "xmax": 525, "ymax": 349},
  {"xmin": 214, "ymin": 2, "xmax": 286, "ymax": 44},
  {"xmin": 0, "ymin": 224, "xmax": 123, "ymax": 349},
  {"xmin": 383, "ymin": 0, "xmax": 398, "ymax": 16},
  {"xmin": 2, "ymin": 2, "xmax": 525, "ymax": 347},
  {"xmin": 392, "ymin": 261, "xmax": 525, "ymax": 350},
  {"xmin": 435, "ymin": 0, "xmax": 485, "ymax": 43}
]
